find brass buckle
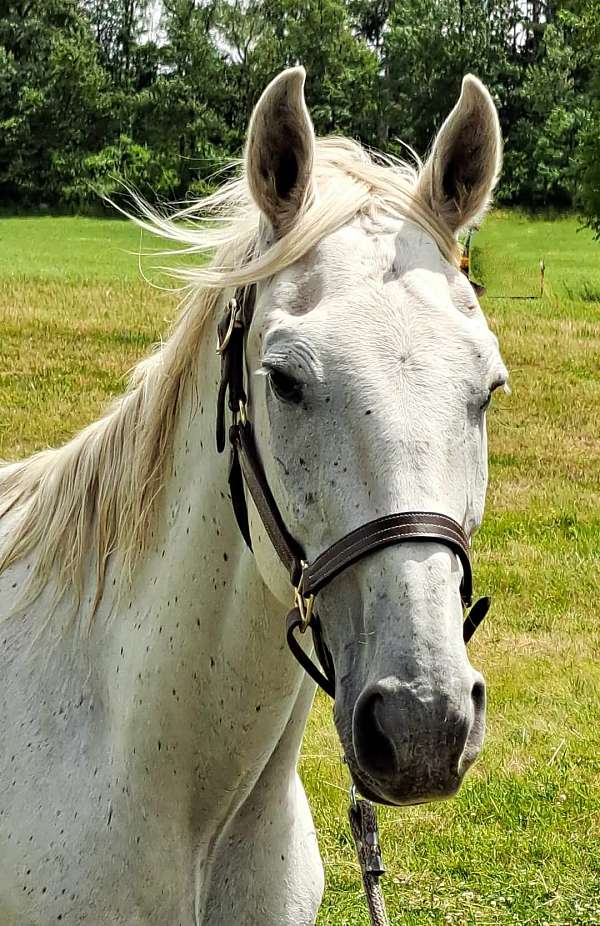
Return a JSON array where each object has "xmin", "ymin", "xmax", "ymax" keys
[
  {"xmin": 294, "ymin": 562, "xmax": 314, "ymax": 632},
  {"xmin": 236, "ymin": 399, "xmax": 247, "ymax": 426},
  {"xmin": 216, "ymin": 298, "xmax": 241, "ymax": 354}
]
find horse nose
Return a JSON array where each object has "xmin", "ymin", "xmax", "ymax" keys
[{"xmin": 352, "ymin": 677, "xmax": 485, "ymax": 799}]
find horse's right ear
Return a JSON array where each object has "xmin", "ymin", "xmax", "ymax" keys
[{"xmin": 245, "ymin": 67, "xmax": 315, "ymax": 236}]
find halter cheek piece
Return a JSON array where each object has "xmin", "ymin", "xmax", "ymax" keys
[{"xmin": 216, "ymin": 291, "xmax": 491, "ymax": 700}]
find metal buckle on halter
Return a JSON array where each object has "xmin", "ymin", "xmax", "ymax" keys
[
  {"xmin": 294, "ymin": 561, "xmax": 315, "ymax": 632},
  {"xmin": 216, "ymin": 297, "xmax": 242, "ymax": 354},
  {"xmin": 233, "ymin": 399, "xmax": 247, "ymax": 426}
]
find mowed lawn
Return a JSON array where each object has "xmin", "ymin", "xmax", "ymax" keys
[
  {"xmin": 1, "ymin": 212, "xmax": 599, "ymax": 925},
  {"xmin": 0, "ymin": 216, "xmax": 176, "ymax": 457}
]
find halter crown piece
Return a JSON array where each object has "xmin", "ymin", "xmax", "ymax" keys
[{"xmin": 216, "ymin": 291, "xmax": 491, "ymax": 700}]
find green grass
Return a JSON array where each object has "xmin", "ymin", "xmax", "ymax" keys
[
  {"xmin": 1, "ymin": 211, "xmax": 599, "ymax": 924},
  {"xmin": 0, "ymin": 217, "xmax": 188, "ymax": 457},
  {"xmin": 0, "ymin": 216, "xmax": 148, "ymax": 282}
]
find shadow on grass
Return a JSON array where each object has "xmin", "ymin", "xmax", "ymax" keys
[{"xmin": 485, "ymin": 294, "xmax": 539, "ymax": 300}]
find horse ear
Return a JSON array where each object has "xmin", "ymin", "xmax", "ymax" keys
[
  {"xmin": 417, "ymin": 75, "xmax": 502, "ymax": 235},
  {"xmin": 245, "ymin": 66, "xmax": 315, "ymax": 235}
]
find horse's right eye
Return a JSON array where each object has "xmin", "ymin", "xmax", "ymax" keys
[{"xmin": 267, "ymin": 368, "xmax": 304, "ymax": 404}]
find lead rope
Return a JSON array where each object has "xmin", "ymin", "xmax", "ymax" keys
[{"xmin": 348, "ymin": 787, "xmax": 390, "ymax": 926}]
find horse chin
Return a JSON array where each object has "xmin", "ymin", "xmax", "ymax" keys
[
  {"xmin": 344, "ymin": 754, "xmax": 463, "ymax": 808},
  {"xmin": 343, "ymin": 753, "xmax": 400, "ymax": 806}
]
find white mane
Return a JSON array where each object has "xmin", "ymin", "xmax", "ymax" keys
[{"xmin": 0, "ymin": 136, "xmax": 460, "ymax": 613}]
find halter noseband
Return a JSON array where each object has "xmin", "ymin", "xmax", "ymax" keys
[{"xmin": 216, "ymin": 292, "xmax": 490, "ymax": 699}]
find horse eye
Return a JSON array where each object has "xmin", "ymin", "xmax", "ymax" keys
[
  {"xmin": 268, "ymin": 368, "xmax": 303, "ymax": 404},
  {"xmin": 481, "ymin": 377, "xmax": 508, "ymax": 412}
]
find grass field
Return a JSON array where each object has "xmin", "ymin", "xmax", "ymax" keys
[{"xmin": 1, "ymin": 211, "xmax": 599, "ymax": 925}]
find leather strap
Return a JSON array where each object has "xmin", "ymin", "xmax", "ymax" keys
[
  {"xmin": 302, "ymin": 512, "xmax": 473, "ymax": 606},
  {"xmin": 227, "ymin": 435, "xmax": 252, "ymax": 549},
  {"xmin": 463, "ymin": 595, "xmax": 491, "ymax": 643},
  {"xmin": 232, "ymin": 421, "xmax": 303, "ymax": 585},
  {"xmin": 287, "ymin": 609, "xmax": 336, "ymax": 699}
]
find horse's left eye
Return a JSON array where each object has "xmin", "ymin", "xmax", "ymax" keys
[{"xmin": 267, "ymin": 368, "xmax": 304, "ymax": 404}]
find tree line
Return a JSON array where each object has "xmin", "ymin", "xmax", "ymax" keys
[{"xmin": 1, "ymin": 0, "xmax": 599, "ymax": 232}]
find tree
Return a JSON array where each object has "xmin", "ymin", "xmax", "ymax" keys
[
  {"xmin": 0, "ymin": 0, "xmax": 596, "ymax": 212},
  {"xmin": 567, "ymin": 0, "xmax": 600, "ymax": 234},
  {"xmin": 502, "ymin": 21, "xmax": 586, "ymax": 206},
  {"xmin": 143, "ymin": 0, "xmax": 230, "ymax": 192},
  {"xmin": 222, "ymin": 0, "xmax": 380, "ymax": 141},
  {"xmin": 82, "ymin": 0, "xmax": 152, "ymax": 86},
  {"xmin": 0, "ymin": 0, "xmax": 111, "ymax": 204},
  {"xmin": 383, "ymin": 0, "xmax": 517, "ymax": 157}
]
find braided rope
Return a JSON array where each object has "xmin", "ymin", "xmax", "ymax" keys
[{"xmin": 348, "ymin": 798, "xmax": 390, "ymax": 926}]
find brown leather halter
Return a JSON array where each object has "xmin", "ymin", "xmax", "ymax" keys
[{"xmin": 216, "ymin": 292, "xmax": 491, "ymax": 699}]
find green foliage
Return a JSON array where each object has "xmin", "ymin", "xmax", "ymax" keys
[
  {"xmin": 568, "ymin": 1, "xmax": 600, "ymax": 235},
  {"xmin": 501, "ymin": 23, "xmax": 585, "ymax": 206},
  {"xmin": 0, "ymin": 0, "xmax": 111, "ymax": 204},
  {"xmin": 383, "ymin": 0, "xmax": 517, "ymax": 153},
  {"xmin": 255, "ymin": 0, "xmax": 380, "ymax": 139},
  {"xmin": 0, "ymin": 0, "xmax": 599, "ymax": 219},
  {"xmin": 578, "ymin": 108, "xmax": 600, "ymax": 236},
  {"xmin": 54, "ymin": 135, "xmax": 181, "ymax": 206}
]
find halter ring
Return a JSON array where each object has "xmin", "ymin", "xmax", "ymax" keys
[{"xmin": 216, "ymin": 298, "xmax": 241, "ymax": 354}]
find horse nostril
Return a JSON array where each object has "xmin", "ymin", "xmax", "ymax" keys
[
  {"xmin": 352, "ymin": 687, "xmax": 397, "ymax": 780},
  {"xmin": 471, "ymin": 679, "xmax": 486, "ymax": 715}
]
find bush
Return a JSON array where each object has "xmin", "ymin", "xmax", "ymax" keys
[
  {"xmin": 576, "ymin": 110, "xmax": 600, "ymax": 238},
  {"xmin": 54, "ymin": 137, "xmax": 181, "ymax": 208}
]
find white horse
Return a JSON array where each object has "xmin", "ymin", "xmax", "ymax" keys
[{"xmin": 0, "ymin": 68, "xmax": 506, "ymax": 925}]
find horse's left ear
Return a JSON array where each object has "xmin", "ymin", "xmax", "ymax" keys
[
  {"xmin": 245, "ymin": 66, "xmax": 316, "ymax": 236},
  {"xmin": 417, "ymin": 75, "xmax": 502, "ymax": 235}
]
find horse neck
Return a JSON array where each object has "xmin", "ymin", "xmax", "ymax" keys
[{"xmin": 91, "ymin": 315, "xmax": 311, "ymax": 818}]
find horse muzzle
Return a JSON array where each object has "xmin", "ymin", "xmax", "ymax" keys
[{"xmin": 346, "ymin": 675, "xmax": 486, "ymax": 806}]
